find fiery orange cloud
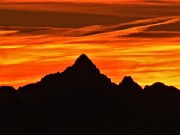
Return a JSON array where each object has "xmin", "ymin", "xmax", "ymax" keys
[{"xmin": 0, "ymin": 2, "xmax": 180, "ymax": 89}]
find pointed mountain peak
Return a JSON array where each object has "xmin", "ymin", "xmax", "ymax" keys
[
  {"xmin": 78, "ymin": 54, "xmax": 89, "ymax": 60},
  {"xmin": 61, "ymin": 54, "xmax": 111, "ymax": 85},
  {"xmin": 75, "ymin": 54, "xmax": 93, "ymax": 65},
  {"xmin": 63, "ymin": 54, "xmax": 100, "ymax": 76},
  {"xmin": 72, "ymin": 54, "xmax": 98, "ymax": 71},
  {"xmin": 119, "ymin": 76, "xmax": 142, "ymax": 92},
  {"xmin": 121, "ymin": 76, "xmax": 134, "ymax": 84}
]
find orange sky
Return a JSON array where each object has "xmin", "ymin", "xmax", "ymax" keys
[
  {"xmin": 1, "ymin": 0, "xmax": 180, "ymax": 3},
  {"xmin": 0, "ymin": 2, "xmax": 180, "ymax": 89}
]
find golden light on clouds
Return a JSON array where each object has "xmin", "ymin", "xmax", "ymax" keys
[{"xmin": 0, "ymin": 1, "xmax": 179, "ymax": 89}]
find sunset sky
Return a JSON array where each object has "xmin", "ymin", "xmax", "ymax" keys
[{"xmin": 0, "ymin": 0, "xmax": 180, "ymax": 89}]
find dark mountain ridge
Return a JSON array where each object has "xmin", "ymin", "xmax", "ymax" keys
[
  {"xmin": 1, "ymin": 54, "xmax": 178, "ymax": 91},
  {"xmin": 0, "ymin": 54, "xmax": 180, "ymax": 135}
]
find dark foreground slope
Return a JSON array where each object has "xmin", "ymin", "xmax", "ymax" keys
[{"xmin": 0, "ymin": 54, "xmax": 180, "ymax": 135}]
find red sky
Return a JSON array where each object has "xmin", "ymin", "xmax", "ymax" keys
[{"xmin": 0, "ymin": 1, "xmax": 180, "ymax": 89}]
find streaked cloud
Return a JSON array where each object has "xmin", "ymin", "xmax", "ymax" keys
[{"xmin": 0, "ymin": 2, "xmax": 179, "ymax": 89}]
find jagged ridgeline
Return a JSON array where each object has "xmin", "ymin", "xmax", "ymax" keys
[{"xmin": 0, "ymin": 54, "xmax": 180, "ymax": 135}]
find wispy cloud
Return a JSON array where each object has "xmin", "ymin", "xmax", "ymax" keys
[{"xmin": 0, "ymin": 2, "xmax": 179, "ymax": 89}]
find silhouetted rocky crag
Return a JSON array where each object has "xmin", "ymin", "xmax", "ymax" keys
[{"xmin": 0, "ymin": 54, "xmax": 180, "ymax": 135}]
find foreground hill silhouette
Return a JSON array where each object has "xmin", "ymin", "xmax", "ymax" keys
[{"xmin": 0, "ymin": 54, "xmax": 180, "ymax": 135}]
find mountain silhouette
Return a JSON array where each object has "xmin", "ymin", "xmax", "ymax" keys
[
  {"xmin": 74, "ymin": 54, "xmax": 95, "ymax": 67},
  {"xmin": 119, "ymin": 76, "xmax": 142, "ymax": 94},
  {"xmin": 0, "ymin": 86, "xmax": 16, "ymax": 93},
  {"xmin": 60, "ymin": 54, "xmax": 113, "ymax": 88},
  {"xmin": 0, "ymin": 54, "xmax": 180, "ymax": 135}
]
